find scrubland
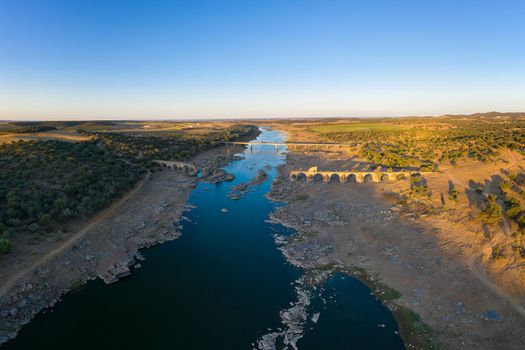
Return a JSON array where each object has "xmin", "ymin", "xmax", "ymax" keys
[{"xmin": 266, "ymin": 113, "xmax": 525, "ymax": 349}]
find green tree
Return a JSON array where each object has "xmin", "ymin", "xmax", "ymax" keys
[
  {"xmin": 480, "ymin": 195, "xmax": 503, "ymax": 224},
  {"xmin": 505, "ymin": 198, "xmax": 521, "ymax": 219},
  {"xmin": 0, "ymin": 238, "xmax": 12, "ymax": 255}
]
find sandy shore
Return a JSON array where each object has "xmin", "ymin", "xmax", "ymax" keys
[
  {"xmin": 0, "ymin": 145, "xmax": 244, "ymax": 345},
  {"xmin": 267, "ymin": 150, "xmax": 525, "ymax": 350}
]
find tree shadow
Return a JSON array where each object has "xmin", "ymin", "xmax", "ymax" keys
[
  {"xmin": 481, "ymin": 224, "xmax": 492, "ymax": 240},
  {"xmin": 465, "ymin": 179, "xmax": 487, "ymax": 209},
  {"xmin": 489, "ymin": 174, "xmax": 504, "ymax": 195},
  {"xmin": 499, "ymin": 168, "xmax": 510, "ymax": 177}
]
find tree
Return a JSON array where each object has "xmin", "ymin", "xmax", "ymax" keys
[
  {"xmin": 480, "ymin": 195, "xmax": 503, "ymax": 224},
  {"xmin": 0, "ymin": 238, "xmax": 12, "ymax": 255},
  {"xmin": 28, "ymin": 223, "xmax": 40, "ymax": 233},
  {"xmin": 491, "ymin": 244, "xmax": 504, "ymax": 260},
  {"xmin": 1, "ymin": 125, "xmax": 254, "ymax": 252},
  {"xmin": 505, "ymin": 198, "xmax": 521, "ymax": 219}
]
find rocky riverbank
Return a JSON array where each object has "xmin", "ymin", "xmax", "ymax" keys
[
  {"xmin": 266, "ymin": 152, "xmax": 525, "ymax": 350},
  {"xmin": 0, "ymin": 145, "xmax": 245, "ymax": 345}
]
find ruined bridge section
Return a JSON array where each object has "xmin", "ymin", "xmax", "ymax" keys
[
  {"xmin": 153, "ymin": 160, "xmax": 198, "ymax": 175},
  {"xmin": 290, "ymin": 166, "xmax": 430, "ymax": 183}
]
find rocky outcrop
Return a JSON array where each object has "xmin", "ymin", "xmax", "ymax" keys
[
  {"xmin": 201, "ymin": 167, "xmax": 235, "ymax": 183},
  {"xmin": 228, "ymin": 169, "xmax": 268, "ymax": 200}
]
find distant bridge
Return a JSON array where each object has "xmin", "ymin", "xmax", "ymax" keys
[
  {"xmin": 154, "ymin": 160, "xmax": 197, "ymax": 175},
  {"xmin": 290, "ymin": 166, "xmax": 430, "ymax": 183}
]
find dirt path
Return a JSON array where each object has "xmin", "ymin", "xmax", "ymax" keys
[
  {"xmin": 445, "ymin": 164, "xmax": 525, "ymax": 320},
  {"xmin": 0, "ymin": 172, "xmax": 151, "ymax": 298},
  {"xmin": 467, "ymin": 253, "xmax": 525, "ymax": 319}
]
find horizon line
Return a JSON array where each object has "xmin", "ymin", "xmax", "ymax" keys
[{"xmin": 2, "ymin": 111, "xmax": 525, "ymax": 123}]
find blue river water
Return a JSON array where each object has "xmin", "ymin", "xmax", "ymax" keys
[{"xmin": 3, "ymin": 128, "xmax": 404, "ymax": 349}]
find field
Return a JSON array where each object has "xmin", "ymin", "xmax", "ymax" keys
[
  {"xmin": 308, "ymin": 122, "xmax": 406, "ymax": 133},
  {"xmin": 0, "ymin": 130, "xmax": 91, "ymax": 145}
]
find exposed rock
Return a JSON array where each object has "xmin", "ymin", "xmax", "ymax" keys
[
  {"xmin": 201, "ymin": 168, "xmax": 235, "ymax": 183},
  {"xmin": 482, "ymin": 309, "xmax": 503, "ymax": 321},
  {"xmin": 228, "ymin": 169, "xmax": 268, "ymax": 200}
]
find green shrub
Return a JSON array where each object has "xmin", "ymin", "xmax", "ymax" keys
[
  {"xmin": 480, "ymin": 195, "xmax": 503, "ymax": 224},
  {"xmin": 0, "ymin": 238, "xmax": 12, "ymax": 255},
  {"xmin": 505, "ymin": 198, "xmax": 522, "ymax": 218},
  {"xmin": 491, "ymin": 245, "xmax": 505, "ymax": 260},
  {"xmin": 499, "ymin": 180, "xmax": 513, "ymax": 193}
]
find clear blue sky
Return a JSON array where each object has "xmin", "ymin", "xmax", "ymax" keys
[{"xmin": 1, "ymin": 0, "xmax": 524, "ymax": 120}]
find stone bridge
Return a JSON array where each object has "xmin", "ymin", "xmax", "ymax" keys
[
  {"xmin": 154, "ymin": 160, "xmax": 198, "ymax": 175},
  {"xmin": 290, "ymin": 166, "xmax": 428, "ymax": 183}
]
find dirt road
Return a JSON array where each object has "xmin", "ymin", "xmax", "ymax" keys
[{"xmin": 0, "ymin": 172, "xmax": 150, "ymax": 298}]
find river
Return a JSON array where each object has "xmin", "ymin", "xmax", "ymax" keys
[{"xmin": 3, "ymin": 128, "xmax": 404, "ymax": 349}]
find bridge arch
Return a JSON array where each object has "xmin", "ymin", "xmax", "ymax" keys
[
  {"xmin": 290, "ymin": 172, "xmax": 308, "ymax": 181},
  {"xmin": 313, "ymin": 173, "xmax": 324, "ymax": 182},
  {"xmin": 363, "ymin": 173, "xmax": 373, "ymax": 183},
  {"xmin": 380, "ymin": 173, "xmax": 391, "ymax": 182},
  {"xmin": 346, "ymin": 173, "xmax": 357, "ymax": 183},
  {"xmin": 329, "ymin": 173, "xmax": 340, "ymax": 183},
  {"xmin": 296, "ymin": 173, "xmax": 307, "ymax": 181}
]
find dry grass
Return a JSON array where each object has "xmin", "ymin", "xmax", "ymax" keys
[{"xmin": 0, "ymin": 130, "xmax": 91, "ymax": 144}]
